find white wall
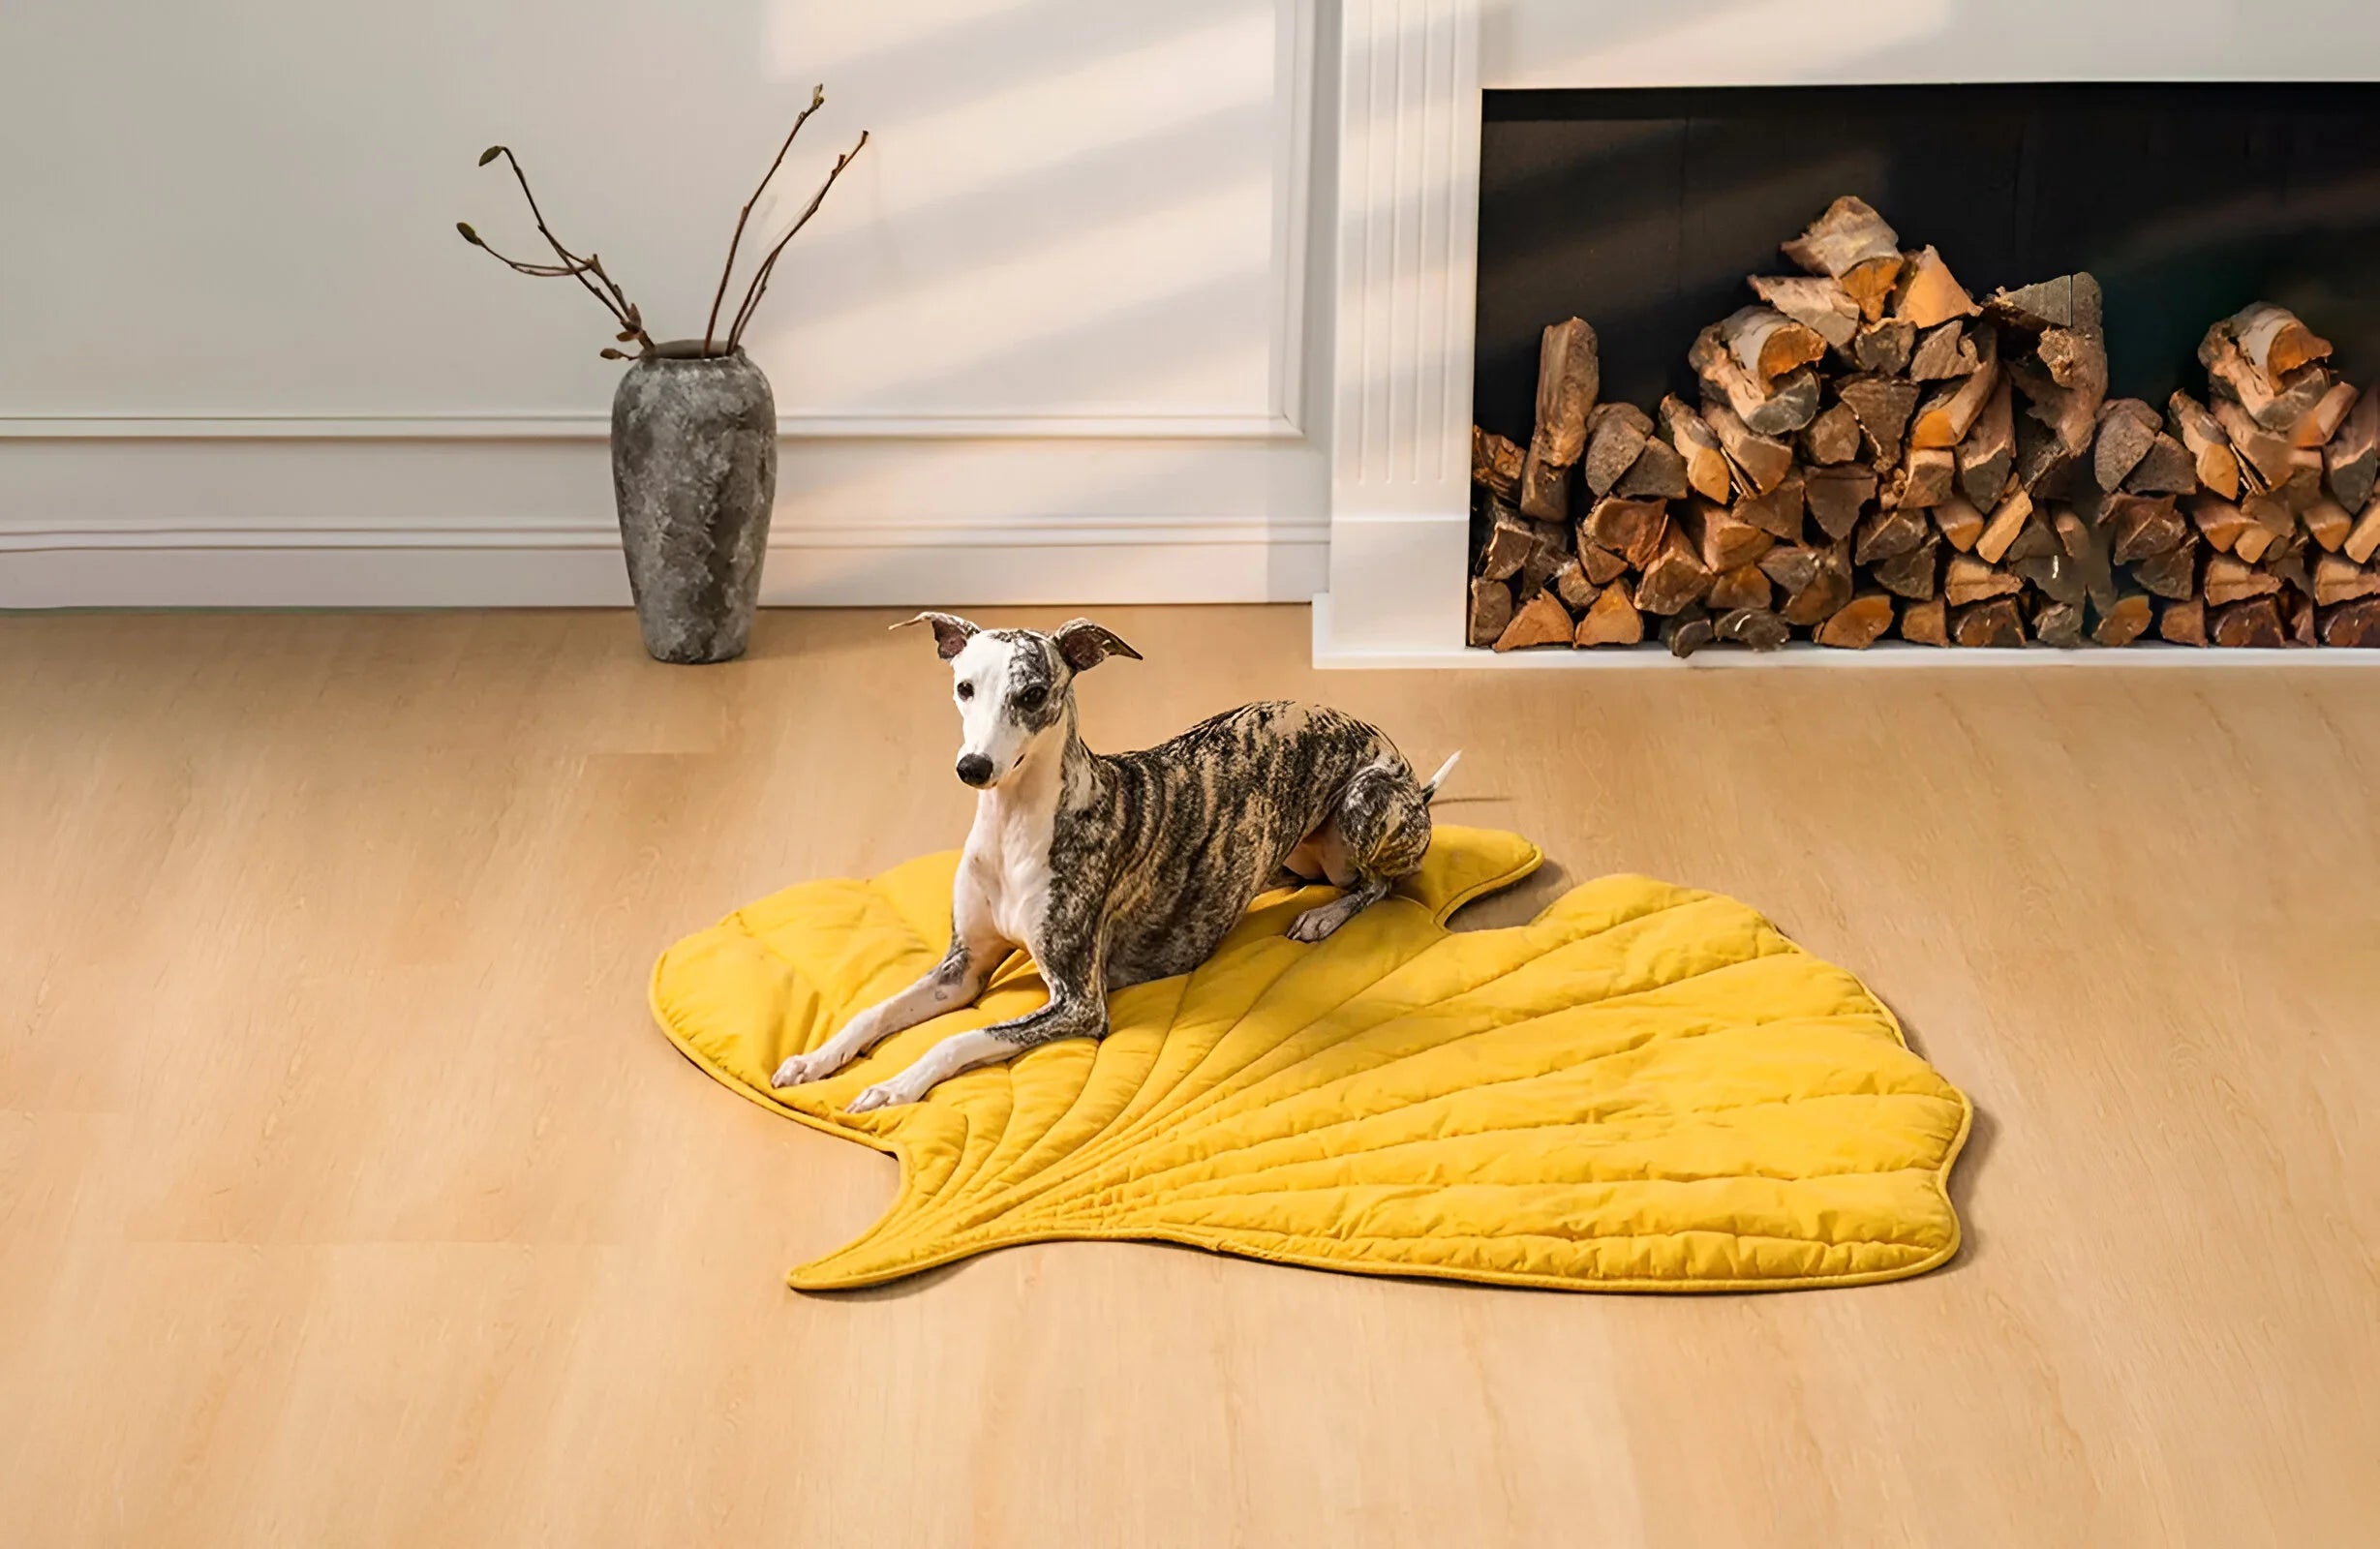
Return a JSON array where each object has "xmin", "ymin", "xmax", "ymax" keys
[{"xmin": 0, "ymin": 0, "xmax": 1328, "ymax": 606}]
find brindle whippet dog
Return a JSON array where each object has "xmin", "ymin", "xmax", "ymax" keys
[{"xmin": 772, "ymin": 613, "xmax": 1457, "ymax": 1112}]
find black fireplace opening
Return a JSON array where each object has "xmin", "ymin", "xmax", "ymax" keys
[
  {"xmin": 1475, "ymin": 82, "xmax": 2380, "ymax": 439},
  {"xmin": 1464, "ymin": 81, "xmax": 2380, "ymax": 653}
]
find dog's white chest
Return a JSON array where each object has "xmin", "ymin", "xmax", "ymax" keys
[{"xmin": 960, "ymin": 775, "xmax": 1059, "ymax": 949}]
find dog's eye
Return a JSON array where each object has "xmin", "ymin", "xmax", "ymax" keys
[
  {"xmin": 956, "ymin": 682, "xmax": 975, "ymax": 701},
  {"xmin": 1016, "ymin": 685, "xmax": 1047, "ymax": 711}
]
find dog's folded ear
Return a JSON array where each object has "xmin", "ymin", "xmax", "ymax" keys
[
  {"xmin": 1053, "ymin": 619, "xmax": 1144, "ymax": 672},
  {"xmin": 894, "ymin": 611, "xmax": 981, "ymax": 660}
]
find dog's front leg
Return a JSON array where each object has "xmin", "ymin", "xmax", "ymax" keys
[
  {"xmin": 844, "ymin": 930, "xmax": 1107, "ymax": 1112},
  {"xmin": 770, "ymin": 930, "xmax": 1000, "ymax": 1089}
]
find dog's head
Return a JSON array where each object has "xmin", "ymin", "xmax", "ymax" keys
[{"xmin": 895, "ymin": 613, "xmax": 1141, "ymax": 788}]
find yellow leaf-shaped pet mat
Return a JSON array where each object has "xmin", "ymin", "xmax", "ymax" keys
[{"xmin": 651, "ymin": 827, "xmax": 1971, "ymax": 1292}]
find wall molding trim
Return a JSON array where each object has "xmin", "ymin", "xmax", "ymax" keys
[{"xmin": 0, "ymin": 410, "xmax": 1304, "ymax": 442}]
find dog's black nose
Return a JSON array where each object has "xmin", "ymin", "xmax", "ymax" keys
[{"xmin": 956, "ymin": 754, "xmax": 994, "ymax": 787}]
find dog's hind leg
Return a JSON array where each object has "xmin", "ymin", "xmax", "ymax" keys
[{"xmin": 1286, "ymin": 764, "xmax": 1433, "ymax": 945}]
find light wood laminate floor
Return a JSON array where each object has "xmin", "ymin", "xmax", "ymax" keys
[{"xmin": 2, "ymin": 606, "xmax": 2374, "ymax": 1547}]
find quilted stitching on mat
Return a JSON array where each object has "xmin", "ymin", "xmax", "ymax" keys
[{"xmin": 650, "ymin": 827, "xmax": 1971, "ymax": 1291}]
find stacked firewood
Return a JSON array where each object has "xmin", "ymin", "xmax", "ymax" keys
[{"xmin": 1468, "ymin": 197, "xmax": 2380, "ymax": 652}]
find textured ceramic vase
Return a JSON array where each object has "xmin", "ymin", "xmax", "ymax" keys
[{"xmin": 610, "ymin": 343, "xmax": 778, "ymax": 664}]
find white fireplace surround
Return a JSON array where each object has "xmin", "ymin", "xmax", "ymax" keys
[{"xmin": 1311, "ymin": 0, "xmax": 2380, "ymax": 666}]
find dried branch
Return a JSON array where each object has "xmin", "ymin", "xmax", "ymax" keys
[
  {"xmin": 704, "ymin": 85, "xmax": 827, "ymax": 356},
  {"xmin": 726, "ymin": 131, "xmax": 870, "ymax": 350},
  {"xmin": 462, "ymin": 144, "xmax": 655, "ymax": 354}
]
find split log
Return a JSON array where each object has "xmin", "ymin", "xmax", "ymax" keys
[
  {"xmin": 2189, "ymin": 496, "xmax": 2252, "ymax": 553},
  {"xmin": 2232, "ymin": 302, "xmax": 2334, "ymax": 381},
  {"xmin": 1663, "ymin": 602, "xmax": 1717, "ymax": 658},
  {"xmin": 1854, "ymin": 502, "xmax": 1930, "ymax": 564},
  {"xmin": 2093, "ymin": 399, "xmax": 2162, "ymax": 491},
  {"xmin": 2092, "ymin": 592, "xmax": 2153, "ymax": 647},
  {"xmin": 1492, "ymin": 589, "xmax": 1571, "ymax": 651},
  {"xmin": 1804, "ymin": 465, "xmax": 1877, "ymax": 541},
  {"xmin": 2286, "ymin": 588, "xmax": 2318, "ymax": 646},
  {"xmin": 1985, "ymin": 272, "xmax": 2103, "ymax": 335},
  {"xmin": 1734, "ymin": 469, "xmax": 1806, "ymax": 540},
  {"xmin": 1577, "ymin": 540, "xmax": 1632, "ymax": 585},
  {"xmin": 2030, "ymin": 595, "xmax": 2085, "ymax": 648},
  {"xmin": 1478, "ymin": 504, "xmax": 1533, "ymax": 580},
  {"xmin": 1586, "ymin": 497, "xmax": 1670, "ymax": 569},
  {"xmin": 1932, "ymin": 493, "xmax": 1986, "ymax": 552},
  {"xmin": 1681, "ymin": 501, "xmax": 1775, "ymax": 571},
  {"xmin": 1951, "ymin": 597, "xmax": 2027, "ymax": 647},
  {"xmin": 1471, "ymin": 427, "xmax": 1525, "ymax": 501},
  {"xmin": 1895, "ymin": 246, "xmax": 1980, "ymax": 329},
  {"xmin": 1909, "ymin": 320, "xmax": 1980, "ymax": 380},
  {"xmin": 1974, "ymin": 488, "xmax": 2034, "ymax": 564},
  {"xmin": 1873, "ymin": 535, "xmax": 1941, "ymax": 600},
  {"xmin": 1714, "ymin": 607, "xmax": 1791, "ymax": 650},
  {"xmin": 2292, "ymin": 380, "xmax": 2359, "ymax": 448},
  {"xmin": 2345, "ymin": 499, "xmax": 2380, "ymax": 565},
  {"xmin": 1720, "ymin": 306, "xmax": 1827, "ymax": 391},
  {"xmin": 1582, "ymin": 403, "xmax": 1654, "ymax": 499},
  {"xmin": 2007, "ymin": 287, "xmax": 2109, "ymax": 456},
  {"xmin": 1957, "ymin": 377, "xmax": 2017, "ymax": 505},
  {"xmin": 1800, "ymin": 402, "xmax": 1862, "ymax": 465},
  {"xmin": 1815, "ymin": 592, "xmax": 1896, "ymax": 649},
  {"xmin": 1530, "ymin": 318, "xmax": 1600, "ymax": 467},
  {"xmin": 1700, "ymin": 399, "xmax": 1795, "ymax": 495},
  {"xmin": 1516, "ymin": 520, "xmax": 1571, "ymax": 596},
  {"xmin": 1517, "ymin": 448, "xmax": 1570, "ymax": 522},
  {"xmin": 1751, "ymin": 274, "xmax": 1860, "ymax": 349},
  {"xmin": 1851, "ymin": 319, "xmax": 1917, "ymax": 376},
  {"xmin": 2159, "ymin": 597, "xmax": 2208, "ymax": 646},
  {"xmin": 2322, "ymin": 595, "xmax": 2380, "ymax": 646},
  {"xmin": 2211, "ymin": 397, "xmax": 2297, "ymax": 489},
  {"xmin": 2124, "ymin": 434, "xmax": 2198, "ymax": 496},
  {"xmin": 2201, "ymin": 317, "xmax": 2330, "ymax": 432},
  {"xmin": 2313, "ymin": 552, "xmax": 2380, "ymax": 606},
  {"xmin": 2129, "ymin": 543, "xmax": 2199, "ymax": 600},
  {"xmin": 1908, "ymin": 350, "xmax": 2000, "ymax": 450},
  {"xmin": 1839, "ymin": 375, "xmax": 1922, "ymax": 465},
  {"xmin": 2012, "ymin": 549, "xmax": 2085, "ymax": 606},
  {"xmin": 2004, "ymin": 511, "xmax": 2060, "ymax": 563},
  {"xmin": 2265, "ymin": 534, "xmax": 2313, "ymax": 595},
  {"xmin": 1781, "ymin": 197, "xmax": 1904, "ymax": 320},
  {"xmin": 2235, "ymin": 520, "xmax": 2279, "ymax": 564},
  {"xmin": 1900, "ymin": 445, "xmax": 1958, "ymax": 509},
  {"xmin": 2282, "ymin": 447, "xmax": 2326, "ymax": 512},
  {"xmin": 2210, "ymin": 595, "xmax": 2286, "ymax": 648},
  {"xmin": 2304, "ymin": 496, "xmax": 2353, "ymax": 553},
  {"xmin": 1693, "ymin": 323, "xmax": 1822, "ymax": 435},
  {"xmin": 1944, "ymin": 553, "xmax": 2024, "ymax": 606},
  {"xmin": 2012, "ymin": 413, "xmax": 2083, "ymax": 499},
  {"xmin": 1467, "ymin": 576, "xmax": 1513, "ymax": 647},
  {"xmin": 2104, "ymin": 493, "xmax": 2187, "ymax": 561},
  {"xmin": 1552, "ymin": 557, "xmax": 1600, "ymax": 612},
  {"xmin": 1614, "ymin": 436, "xmax": 1691, "ymax": 501},
  {"xmin": 1709, "ymin": 562, "xmax": 1773, "ymax": 613},
  {"xmin": 2054, "ymin": 505, "xmax": 2119, "ymax": 612},
  {"xmin": 2168, "ymin": 392, "xmax": 2242, "ymax": 500},
  {"xmin": 1902, "ymin": 596, "xmax": 1949, "ymax": 646},
  {"xmin": 2327, "ymin": 388, "xmax": 2380, "ymax": 511},
  {"xmin": 1573, "ymin": 585, "xmax": 1644, "ymax": 646},
  {"xmin": 1765, "ymin": 541, "xmax": 1854, "ymax": 625},
  {"xmin": 1660, "ymin": 396, "xmax": 1734, "ymax": 502},
  {"xmin": 1632, "ymin": 523, "xmax": 1713, "ymax": 615}
]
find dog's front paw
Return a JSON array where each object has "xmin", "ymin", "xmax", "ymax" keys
[
  {"xmin": 1286, "ymin": 903, "xmax": 1350, "ymax": 944},
  {"xmin": 770, "ymin": 1048, "xmax": 848, "ymax": 1088},
  {"xmin": 845, "ymin": 1075, "xmax": 923, "ymax": 1113}
]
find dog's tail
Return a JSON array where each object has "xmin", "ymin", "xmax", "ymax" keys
[{"xmin": 1420, "ymin": 750, "xmax": 1461, "ymax": 802}]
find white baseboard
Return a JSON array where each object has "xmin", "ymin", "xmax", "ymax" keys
[{"xmin": 0, "ymin": 516, "xmax": 1329, "ymax": 608}]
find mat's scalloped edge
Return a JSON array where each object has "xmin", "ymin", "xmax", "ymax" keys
[{"xmin": 649, "ymin": 839, "xmax": 1973, "ymax": 1295}]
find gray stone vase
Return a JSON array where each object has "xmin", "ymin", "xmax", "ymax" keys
[{"xmin": 610, "ymin": 342, "xmax": 778, "ymax": 664}]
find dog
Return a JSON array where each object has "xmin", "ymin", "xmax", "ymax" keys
[{"xmin": 770, "ymin": 613, "xmax": 1458, "ymax": 1113}]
